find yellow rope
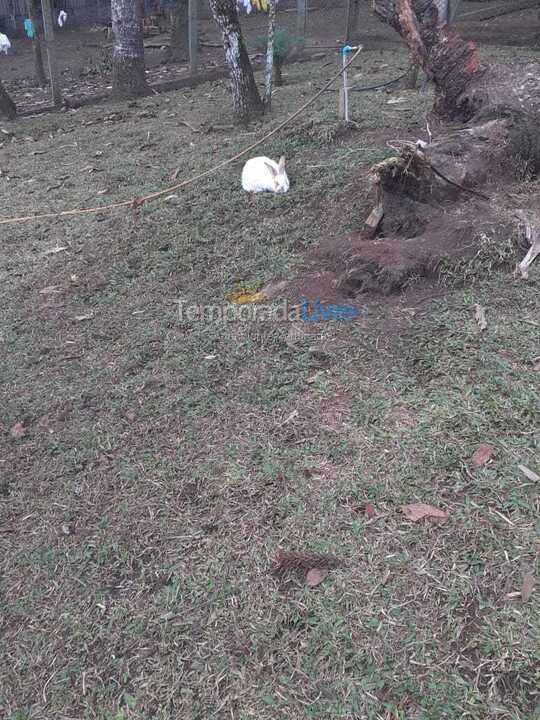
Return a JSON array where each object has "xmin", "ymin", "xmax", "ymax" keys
[{"xmin": 0, "ymin": 48, "xmax": 361, "ymax": 227}]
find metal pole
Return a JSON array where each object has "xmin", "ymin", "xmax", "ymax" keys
[
  {"xmin": 40, "ymin": 0, "xmax": 62, "ymax": 107},
  {"xmin": 342, "ymin": 50, "xmax": 349, "ymax": 122}
]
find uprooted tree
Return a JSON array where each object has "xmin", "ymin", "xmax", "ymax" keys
[{"xmin": 336, "ymin": 0, "xmax": 540, "ymax": 295}]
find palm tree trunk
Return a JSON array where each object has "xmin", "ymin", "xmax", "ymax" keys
[
  {"xmin": 209, "ymin": 0, "xmax": 263, "ymax": 121},
  {"xmin": 111, "ymin": 0, "xmax": 150, "ymax": 98},
  {"xmin": 0, "ymin": 78, "xmax": 16, "ymax": 119}
]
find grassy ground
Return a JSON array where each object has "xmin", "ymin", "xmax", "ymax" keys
[{"xmin": 1, "ymin": 45, "xmax": 539, "ymax": 720}]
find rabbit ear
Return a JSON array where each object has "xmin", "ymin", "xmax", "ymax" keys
[
  {"xmin": 263, "ymin": 161, "xmax": 277, "ymax": 177},
  {"xmin": 278, "ymin": 156, "xmax": 286, "ymax": 173}
]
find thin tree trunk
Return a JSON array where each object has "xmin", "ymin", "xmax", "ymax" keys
[
  {"xmin": 26, "ymin": 0, "xmax": 46, "ymax": 87},
  {"xmin": 111, "ymin": 0, "xmax": 150, "ymax": 98},
  {"xmin": 209, "ymin": 0, "xmax": 263, "ymax": 121},
  {"xmin": 42, "ymin": 0, "xmax": 62, "ymax": 107},
  {"xmin": 168, "ymin": 0, "xmax": 188, "ymax": 62},
  {"xmin": 0, "ymin": 78, "xmax": 16, "ymax": 119},
  {"xmin": 264, "ymin": 0, "xmax": 277, "ymax": 110}
]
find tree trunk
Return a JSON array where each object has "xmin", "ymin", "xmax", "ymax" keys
[
  {"xmin": 111, "ymin": 0, "xmax": 150, "ymax": 98},
  {"xmin": 41, "ymin": 0, "xmax": 62, "ymax": 107},
  {"xmin": 264, "ymin": 0, "xmax": 277, "ymax": 109},
  {"xmin": 26, "ymin": 0, "xmax": 46, "ymax": 87},
  {"xmin": 209, "ymin": 0, "xmax": 263, "ymax": 121},
  {"xmin": 168, "ymin": 0, "xmax": 189, "ymax": 62},
  {"xmin": 0, "ymin": 78, "xmax": 16, "ymax": 119}
]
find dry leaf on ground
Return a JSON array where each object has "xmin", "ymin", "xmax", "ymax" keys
[
  {"xmin": 306, "ymin": 568, "xmax": 329, "ymax": 587},
  {"xmin": 401, "ymin": 503, "xmax": 449, "ymax": 522},
  {"xmin": 472, "ymin": 443, "xmax": 494, "ymax": 467}
]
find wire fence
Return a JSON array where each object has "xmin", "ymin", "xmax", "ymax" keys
[
  {"xmin": 0, "ymin": 0, "xmax": 347, "ymax": 36},
  {"xmin": 0, "ymin": 0, "xmax": 111, "ymax": 34}
]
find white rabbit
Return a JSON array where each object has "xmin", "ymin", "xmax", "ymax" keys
[
  {"xmin": 0, "ymin": 33, "xmax": 11, "ymax": 54},
  {"xmin": 241, "ymin": 156, "xmax": 290, "ymax": 194}
]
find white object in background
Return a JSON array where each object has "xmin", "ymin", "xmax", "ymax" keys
[
  {"xmin": 241, "ymin": 156, "xmax": 290, "ymax": 194},
  {"xmin": 58, "ymin": 10, "xmax": 68, "ymax": 27},
  {"xmin": 0, "ymin": 33, "xmax": 11, "ymax": 54},
  {"xmin": 238, "ymin": 0, "xmax": 252, "ymax": 13}
]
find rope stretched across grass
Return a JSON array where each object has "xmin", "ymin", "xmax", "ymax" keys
[{"xmin": 0, "ymin": 48, "xmax": 362, "ymax": 228}]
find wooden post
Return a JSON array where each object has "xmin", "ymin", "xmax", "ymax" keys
[
  {"xmin": 26, "ymin": 0, "xmax": 46, "ymax": 87},
  {"xmin": 296, "ymin": 0, "xmax": 307, "ymax": 40},
  {"xmin": 40, "ymin": 0, "xmax": 62, "ymax": 106},
  {"xmin": 339, "ymin": 49, "xmax": 350, "ymax": 121},
  {"xmin": 345, "ymin": 0, "xmax": 360, "ymax": 43},
  {"xmin": 188, "ymin": 0, "xmax": 198, "ymax": 75}
]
